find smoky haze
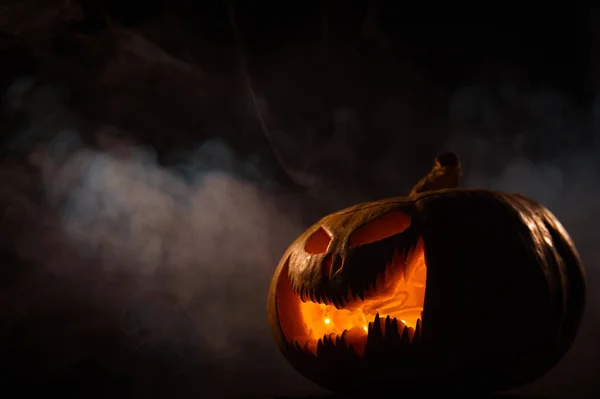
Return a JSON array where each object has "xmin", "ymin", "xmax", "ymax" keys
[{"xmin": 0, "ymin": 23, "xmax": 598, "ymax": 399}]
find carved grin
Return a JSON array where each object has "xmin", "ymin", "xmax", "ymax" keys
[{"xmin": 275, "ymin": 221, "xmax": 426, "ymax": 358}]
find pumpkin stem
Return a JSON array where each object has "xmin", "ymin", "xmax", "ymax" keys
[{"xmin": 410, "ymin": 152, "xmax": 462, "ymax": 196}]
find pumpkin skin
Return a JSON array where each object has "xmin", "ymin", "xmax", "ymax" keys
[{"xmin": 267, "ymin": 153, "xmax": 586, "ymax": 395}]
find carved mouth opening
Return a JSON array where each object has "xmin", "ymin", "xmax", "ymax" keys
[{"xmin": 276, "ymin": 236, "xmax": 426, "ymax": 358}]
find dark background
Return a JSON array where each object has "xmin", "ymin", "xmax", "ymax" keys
[{"xmin": 0, "ymin": 1, "xmax": 598, "ymax": 398}]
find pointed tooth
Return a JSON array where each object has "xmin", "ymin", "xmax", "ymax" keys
[
  {"xmin": 385, "ymin": 259, "xmax": 395, "ymax": 280},
  {"xmin": 303, "ymin": 290, "xmax": 310, "ymax": 302},
  {"xmin": 375, "ymin": 271, "xmax": 385, "ymax": 288},
  {"xmin": 316, "ymin": 338, "xmax": 324, "ymax": 355},
  {"xmin": 345, "ymin": 286, "xmax": 353, "ymax": 303},
  {"xmin": 339, "ymin": 295, "xmax": 347, "ymax": 307},
  {"xmin": 387, "ymin": 317, "xmax": 400, "ymax": 342},
  {"xmin": 313, "ymin": 291, "xmax": 321, "ymax": 302},
  {"xmin": 384, "ymin": 315, "xmax": 392, "ymax": 336},
  {"xmin": 340, "ymin": 330, "xmax": 347, "ymax": 345},
  {"xmin": 329, "ymin": 294, "xmax": 336, "ymax": 306},
  {"xmin": 368, "ymin": 314, "xmax": 382, "ymax": 337},
  {"xmin": 330, "ymin": 294, "xmax": 338, "ymax": 307},
  {"xmin": 333, "ymin": 297, "xmax": 343, "ymax": 309},
  {"xmin": 414, "ymin": 318, "xmax": 422, "ymax": 343},
  {"xmin": 367, "ymin": 282, "xmax": 376, "ymax": 293},
  {"xmin": 400, "ymin": 325, "xmax": 411, "ymax": 345},
  {"xmin": 319, "ymin": 292, "xmax": 325, "ymax": 303},
  {"xmin": 406, "ymin": 326, "xmax": 416, "ymax": 343},
  {"xmin": 358, "ymin": 290, "xmax": 365, "ymax": 301}
]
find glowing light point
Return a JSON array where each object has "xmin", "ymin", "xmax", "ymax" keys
[
  {"xmin": 324, "ymin": 318, "xmax": 331, "ymax": 325},
  {"xmin": 363, "ymin": 325, "xmax": 368, "ymax": 331}
]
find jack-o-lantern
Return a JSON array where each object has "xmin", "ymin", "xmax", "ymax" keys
[{"xmin": 267, "ymin": 153, "xmax": 586, "ymax": 395}]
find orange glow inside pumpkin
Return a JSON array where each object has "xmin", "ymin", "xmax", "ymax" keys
[
  {"xmin": 296, "ymin": 239, "xmax": 425, "ymax": 355},
  {"xmin": 299, "ymin": 243, "xmax": 425, "ymax": 338},
  {"xmin": 276, "ymin": 211, "xmax": 426, "ymax": 356}
]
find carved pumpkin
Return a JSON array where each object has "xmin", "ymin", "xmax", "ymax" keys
[{"xmin": 267, "ymin": 153, "xmax": 586, "ymax": 395}]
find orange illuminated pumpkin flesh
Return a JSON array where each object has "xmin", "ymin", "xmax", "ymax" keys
[{"xmin": 276, "ymin": 211, "xmax": 426, "ymax": 357}]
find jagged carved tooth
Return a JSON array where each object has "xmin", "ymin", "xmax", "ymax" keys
[
  {"xmin": 316, "ymin": 338, "xmax": 325, "ymax": 355},
  {"xmin": 345, "ymin": 286, "xmax": 353, "ymax": 303},
  {"xmin": 329, "ymin": 294, "xmax": 338, "ymax": 307},
  {"xmin": 357, "ymin": 290, "xmax": 365, "ymax": 301},
  {"xmin": 333, "ymin": 296, "xmax": 344, "ymax": 310},
  {"xmin": 340, "ymin": 330, "xmax": 347, "ymax": 345},
  {"xmin": 400, "ymin": 325, "xmax": 411, "ymax": 345},
  {"xmin": 314, "ymin": 293, "xmax": 322, "ymax": 304},
  {"xmin": 406, "ymin": 326, "xmax": 416, "ymax": 343},
  {"xmin": 310, "ymin": 291, "xmax": 318, "ymax": 302},
  {"xmin": 367, "ymin": 281, "xmax": 376, "ymax": 293},
  {"xmin": 371, "ymin": 272, "xmax": 379, "ymax": 286},
  {"xmin": 375, "ymin": 272, "xmax": 385, "ymax": 289},
  {"xmin": 414, "ymin": 318, "xmax": 422, "ymax": 343},
  {"xmin": 400, "ymin": 263, "xmax": 408, "ymax": 283},
  {"xmin": 384, "ymin": 315, "xmax": 392, "ymax": 336},
  {"xmin": 306, "ymin": 289, "xmax": 313, "ymax": 302},
  {"xmin": 299, "ymin": 288, "xmax": 307, "ymax": 302},
  {"xmin": 386, "ymin": 317, "xmax": 400, "ymax": 342},
  {"xmin": 368, "ymin": 313, "xmax": 383, "ymax": 338},
  {"xmin": 385, "ymin": 258, "xmax": 396, "ymax": 280},
  {"xmin": 329, "ymin": 296, "xmax": 336, "ymax": 306}
]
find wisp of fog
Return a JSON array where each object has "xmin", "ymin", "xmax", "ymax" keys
[{"xmin": 0, "ymin": 38, "xmax": 599, "ymax": 399}]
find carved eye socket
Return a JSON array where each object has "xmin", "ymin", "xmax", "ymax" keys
[
  {"xmin": 304, "ymin": 226, "xmax": 332, "ymax": 254},
  {"xmin": 349, "ymin": 210, "xmax": 411, "ymax": 247}
]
